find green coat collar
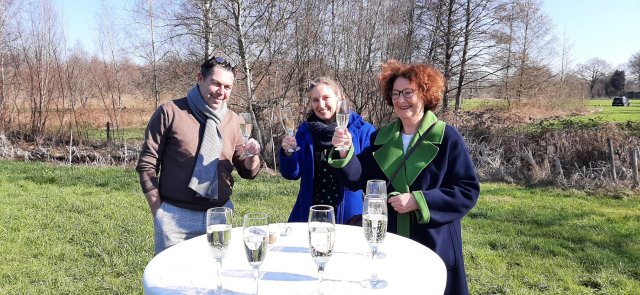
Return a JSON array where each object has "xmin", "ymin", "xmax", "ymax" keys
[{"xmin": 373, "ymin": 111, "xmax": 445, "ymax": 192}]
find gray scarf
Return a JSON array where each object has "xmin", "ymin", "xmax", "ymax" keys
[{"xmin": 186, "ymin": 85, "xmax": 227, "ymax": 200}]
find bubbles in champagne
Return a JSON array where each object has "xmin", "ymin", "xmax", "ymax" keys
[
  {"xmin": 308, "ymin": 222, "xmax": 335, "ymax": 263},
  {"xmin": 244, "ymin": 227, "xmax": 268, "ymax": 267},
  {"xmin": 207, "ymin": 224, "xmax": 232, "ymax": 259},
  {"xmin": 363, "ymin": 214, "xmax": 387, "ymax": 245},
  {"xmin": 336, "ymin": 114, "xmax": 349, "ymax": 129}
]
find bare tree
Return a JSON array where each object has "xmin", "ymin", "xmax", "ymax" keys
[
  {"xmin": 629, "ymin": 51, "xmax": 640, "ymax": 91},
  {"xmin": 576, "ymin": 58, "xmax": 611, "ymax": 98},
  {"xmin": 129, "ymin": 0, "xmax": 171, "ymax": 109},
  {"xmin": 15, "ymin": 0, "xmax": 63, "ymax": 138},
  {"xmin": 557, "ymin": 29, "xmax": 574, "ymax": 98},
  {"xmin": 94, "ymin": 1, "xmax": 130, "ymax": 140},
  {"xmin": 0, "ymin": 0, "xmax": 19, "ymax": 131},
  {"xmin": 492, "ymin": 0, "xmax": 554, "ymax": 103},
  {"xmin": 216, "ymin": 0, "xmax": 300, "ymax": 161}
]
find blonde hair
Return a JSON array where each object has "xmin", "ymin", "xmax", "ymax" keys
[{"xmin": 307, "ymin": 77, "xmax": 344, "ymax": 99}]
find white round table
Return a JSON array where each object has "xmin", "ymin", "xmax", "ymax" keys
[{"xmin": 143, "ymin": 223, "xmax": 446, "ymax": 294}]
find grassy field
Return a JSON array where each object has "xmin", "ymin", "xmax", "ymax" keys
[
  {"xmin": 0, "ymin": 160, "xmax": 638, "ymax": 294},
  {"xmin": 571, "ymin": 98, "xmax": 639, "ymax": 123}
]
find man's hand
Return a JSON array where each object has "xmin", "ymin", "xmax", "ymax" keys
[
  {"xmin": 244, "ymin": 138, "xmax": 261, "ymax": 156},
  {"xmin": 145, "ymin": 189, "xmax": 162, "ymax": 217}
]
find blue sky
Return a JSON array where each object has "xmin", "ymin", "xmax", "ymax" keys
[
  {"xmin": 57, "ymin": 0, "xmax": 639, "ymax": 69},
  {"xmin": 542, "ymin": 0, "xmax": 640, "ymax": 69}
]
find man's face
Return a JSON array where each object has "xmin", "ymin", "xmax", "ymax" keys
[{"xmin": 197, "ymin": 66, "xmax": 234, "ymax": 110}]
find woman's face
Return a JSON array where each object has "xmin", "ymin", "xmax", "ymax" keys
[
  {"xmin": 392, "ymin": 77, "xmax": 424, "ymax": 123},
  {"xmin": 309, "ymin": 84, "xmax": 340, "ymax": 122}
]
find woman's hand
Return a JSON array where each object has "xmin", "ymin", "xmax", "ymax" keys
[
  {"xmin": 388, "ymin": 193, "xmax": 418, "ymax": 214},
  {"xmin": 332, "ymin": 128, "xmax": 352, "ymax": 158},
  {"xmin": 281, "ymin": 135, "xmax": 297, "ymax": 156}
]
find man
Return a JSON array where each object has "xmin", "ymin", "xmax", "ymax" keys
[{"xmin": 137, "ymin": 56, "xmax": 261, "ymax": 254}]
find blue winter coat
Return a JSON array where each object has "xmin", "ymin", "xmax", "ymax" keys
[{"xmin": 279, "ymin": 111, "xmax": 375, "ymax": 224}]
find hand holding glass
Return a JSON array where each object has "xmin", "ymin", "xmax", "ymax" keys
[
  {"xmin": 280, "ymin": 107, "xmax": 300, "ymax": 153},
  {"xmin": 239, "ymin": 112, "xmax": 254, "ymax": 158},
  {"xmin": 308, "ymin": 205, "xmax": 336, "ymax": 290},
  {"xmin": 362, "ymin": 194, "xmax": 388, "ymax": 289},
  {"xmin": 206, "ymin": 207, "xmax": 233, "ymax": 294},
  {"xmin": 243, "ymin": 213, "xmax": 269, "ymax": 295},
  {"xmin": 334, "ymin": 100, "xmax": 350, "ymax": 151}
]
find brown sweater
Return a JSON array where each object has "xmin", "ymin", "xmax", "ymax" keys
[{"xmin": 136, "ymin": 97, "xmax": 260, "ymax": 211}]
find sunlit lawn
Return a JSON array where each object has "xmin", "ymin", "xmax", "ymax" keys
[{"xmin": 0, "ymin": 160, "xmax": 638, "ymax": 294}]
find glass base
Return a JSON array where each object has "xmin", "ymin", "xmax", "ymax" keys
[
  {"xmin": 287, "ymin": 146, "xmax": 301, "ymax": 153},
  {"xmin": 209, "ymin": 288, "xmax": 233, "ymax": 295},
  {"xmin": 361, "ymin": 277, "xmax": 387, "ymax": 289}
]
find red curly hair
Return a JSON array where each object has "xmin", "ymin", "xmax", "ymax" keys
[{"xmin": 378, "ymin": 60, "xmax": 445, "ymax": 111}]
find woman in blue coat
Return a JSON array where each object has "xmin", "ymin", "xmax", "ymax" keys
[
  {"xmin": 279, "ymin": 77, "xmax": 375, "ymax": 224},
  {"xmin": 329, "ymin": 61, "xmax": 480, "ymax": 295}
]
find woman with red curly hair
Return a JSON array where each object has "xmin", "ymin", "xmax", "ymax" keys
[{"xmin": 328, "ymin": 60, "xmax": 480, "ymax": 295}]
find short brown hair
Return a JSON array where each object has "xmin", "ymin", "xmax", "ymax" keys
[{"xmin": 378, "ymin": 60, "xmax": 445, "ymax": 111}]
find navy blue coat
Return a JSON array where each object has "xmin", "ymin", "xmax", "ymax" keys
[
  {"xmin": 279, "ymin": 111, "xmax": 375, "ymax": 224},
  {"xmin": 329, "ymin": 116, "xmax": 480, "ymax": 295}
]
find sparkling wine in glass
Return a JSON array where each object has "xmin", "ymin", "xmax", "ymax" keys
[
  {"xmin": 308, "ymin": 205, "xmax": 336, "ymax": 291},
  {"xmin": 280, "ymin": 107, "xmax": 300, "ymax": 152},
  {"xmin": 334, "ymin": 100, "xmax": 350, "ymax": 151},
  {"xmin": 239, "ymin": 112, "xmax": 254, "ymax": 158},
  {"xmin": 365, "ymin": 179, "xmax": 387, "ymax": 258},
  {"xmin": 206, "ymin": 207, "xmax": 233, "ymax": 294},
  {"xmin": 243, "ymin": 212, "xmax": 269, "ymax": 295},
  {"xmin": 362, "ymin": 194, "xmax": 388, "ymax": 289}
]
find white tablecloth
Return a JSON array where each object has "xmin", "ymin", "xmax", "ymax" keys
[{"xmin": 143, "ymin": 223, "xmax": 446, "ymax": 294}]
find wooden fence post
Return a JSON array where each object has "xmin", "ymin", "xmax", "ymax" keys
[
  {"xmin": 106, "ymin": 121, "xmax": 111, "ymax": 147},
  {"xmin": 632, "ymin": 148, "xmax": 639, "ymax": 186},
  {"xmin": 608, "ymin": 138, "xmax": 617, "ymax": 182}
]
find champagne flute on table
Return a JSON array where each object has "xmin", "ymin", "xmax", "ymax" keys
[
  {"xmin": 243, "ymin": 212, "xmax": 269, "ymax": 295},
  {"xmin": 366, "ymin": 179, "xmax": 387, "ymax": 259},
  {"xmin": 206, "ymin": 207, "xmax": 233, "ymax": 294},
  {"xmin": 362, "ymin": 194, "xmax": 388, "ymax": 289},
  {"xmin": 366, "ymin": 179, "xmax": 387, "ymax": 198},
  {"xmin": 280, "ymin": 107, "xmax": 300, "ymax": 152},
  {"xmin": 239, "ymin": 112, "xmax": 254, "ymax": 158},
  {"xmin": 334, "ymin": 100, "xmax": 350, "ymax": 151},
  {"xmin": 308, "ymin": 205, "xmax": 336, "ymax": 292}
]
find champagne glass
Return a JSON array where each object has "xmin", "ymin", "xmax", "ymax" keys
[
  {"xmin": 239, "ymin": 112, "xmax": 254, "ymax": 158},
  {"xmin": 366, "ymin": 179, "xmax": 387, "ymax": 198},
  {"xmin": 243, "ymin": 213, "xmax": 269, "ymax": 295},
  {"xmin": 334, "ymin": 100, "xmax": 350, "ymax": 151},
  {"xmin": 206, "ymin": 207, "xmax": 233, "ymax": 294},
  {"xmin": 362, "ymin": 194, "xmax": 388, "ymax": 289},
  {"xmin": 308, "ymin": 205, "xmax": 336, "ymax": 291},
  {"xmin": 280, "ymin": 107, "xmax": 300, "ymax": 152},
  {"xmin": 366, "ymin": 179, "xmax": 387, "ymax": 259}
]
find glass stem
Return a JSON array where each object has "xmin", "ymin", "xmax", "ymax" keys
[
  {"xmin": 215, "ymin": 258, "xmax": 223, "ymax": 291},
  {"xmin": 318, "ymin": 263, "xmax": 326, "ymax": 284},
  {"xmin": 254, "ymin": 267, "xmax": 260, "ymax": 295},
  {"xmin": 370, "ymin": 245, "xmax": 379, "ymax": 279}
]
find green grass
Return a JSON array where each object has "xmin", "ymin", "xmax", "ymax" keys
[
  {"xmin": 74, "ymin": 127, "xmax": 146, "ymax": 142},
  {"xmin": 1, "ymin": 160, "xmax": 638, "ymax": 294},
  {"xmin": 574, "ymin": 99, "xmax": 640, "ymax": 123}
]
